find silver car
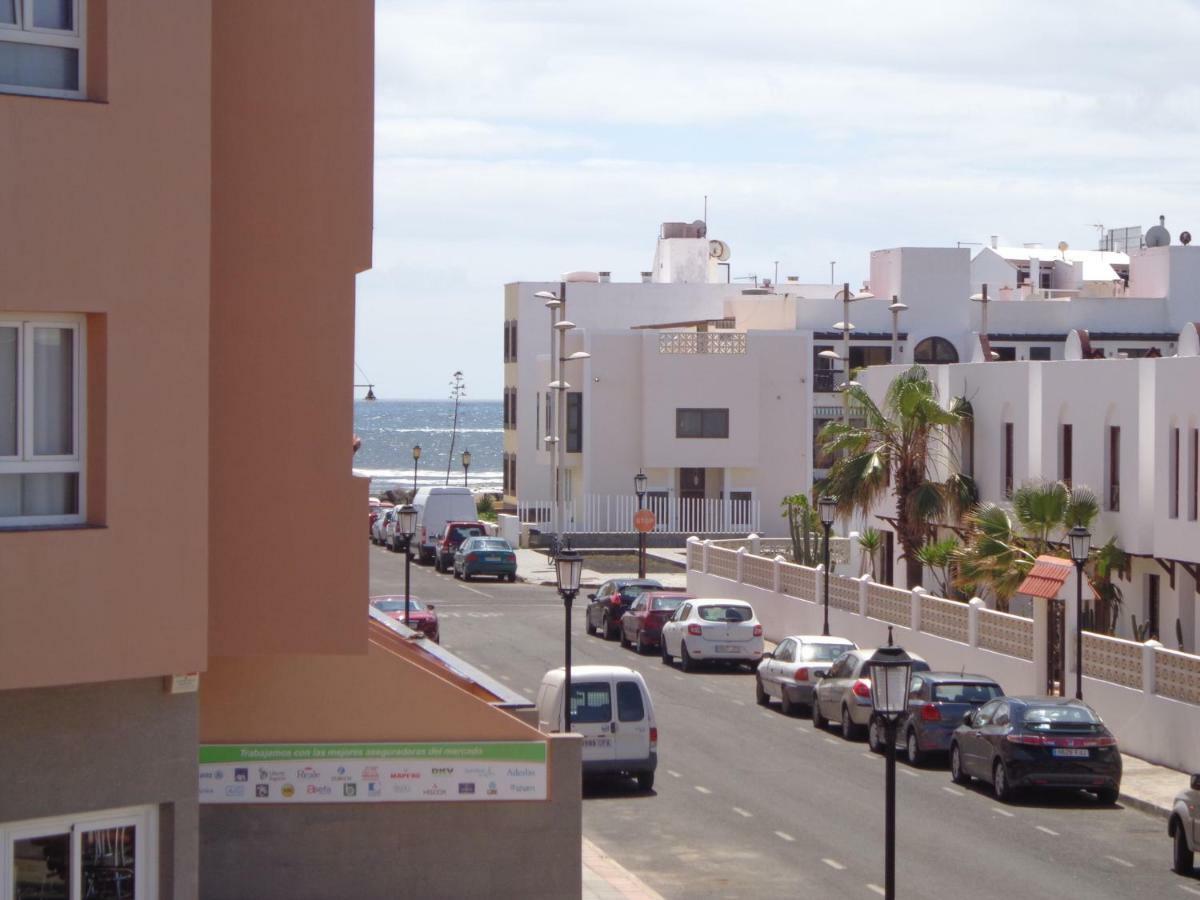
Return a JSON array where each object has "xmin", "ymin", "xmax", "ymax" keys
[
  {"xmin": 756, "ymin": 635, "xmax": 857, "ymax": 716},
  {"xmin": 1170, "ymin": 774, "xmax": 1200, "ymax": 874},
  {"xmin": 813, "ymin": 648, "xmax": 930, "ymax": 740}
]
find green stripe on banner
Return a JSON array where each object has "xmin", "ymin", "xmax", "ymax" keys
[{"xmin": 198, "ymin": 742, "xmax": 548, "ymax": 765}]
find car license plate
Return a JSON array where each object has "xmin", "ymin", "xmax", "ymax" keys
[
  {"xmin": 485, "ymin": 554, "xmax": 500, "ymax": 561},
  {"xmin": 1052, "ymin": 748, "xmax": 1089, "ymax": 758},
  {"xmin": 715, "ymin": 644, "xmax": 741, "ymax": 654},
  {"xmin": 583, "ymin": 736, "xmax": 611, "ymax": 748}
]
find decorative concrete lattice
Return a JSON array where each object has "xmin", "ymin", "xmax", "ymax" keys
[
  {"xmin": 921, "ymin": 594, "xmax": 969, "ymax": 643},
  {"xmin": 1155, "ymin": 648, "xmax": 1200, "ymax": 706},
  {"xmin": 658, "ymin": 332, "xmax": 747, "ymax": 355},
  {"xmin": 828, "ymin": 576, "xmax": 860, "ymax": 612},
  {"xmin": 977, "ymin": 610, "xmax": 1034, "ymax": 660},
  {"xmin": 742, "ymin": 554, "xmax": 775, "ymax": 590},
  {"xmin": 708, "ymin": 547, "xmax": 738, "ymax": 580},
  {"xmin": 780, "ymin": 564, "xmax": 817, "ymax": 601},
  {"xmin": 1081, "ymin": 633, "xmax": 1142, "ymax": 689},
  {"xmin": 866, "ymin": 583, "xmax": 911, "ymax": 626},
  {"xmin": 687, "ymin": 542, "xmax": 703, "ymax": 571}
]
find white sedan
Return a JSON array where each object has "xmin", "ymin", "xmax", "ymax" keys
[
  {"xmin": 660, "ymin": 599, "xmax": 763, "ymax": 672},
  {"xmin": 756, "ymin": 635, "xmax": 857, "ymax": 715}
]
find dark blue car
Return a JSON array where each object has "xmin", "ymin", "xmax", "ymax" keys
[{"xmin": 868, "ymin": 672, "xmax": 1003, "ymax": 765}]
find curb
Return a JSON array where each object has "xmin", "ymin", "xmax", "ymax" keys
[{"xmin": 1119, "ymin": 791, "xmax": 1170, "ymax": 821}]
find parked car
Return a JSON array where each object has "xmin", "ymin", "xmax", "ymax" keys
[
  {"xmin": 535, "ymin": 665, "xmax": 657, "ymax": 791},
  {"xmin": 1169, "ymin": 773, "xmax": 1200, "ymax": 874},
  {"xmin": 454, "ymin": 536, "xmax": 517, "ymax": 582},
  {"xmin": 585, "ymin": 579, "xmax": 663, "ymax": 641},
  {"xmin": 812, "ymin": 648, "xmax": 930, "ymax": 739},
  {"xmin": 660, "ymin": 599, "xmax": 764, "ymax": 671},
  {"xmin": 372, "ymin": 508, "xmax": 396, "ymax": 546},
  {"xmin": 949, "ymin": 696, "xmax": 1121, "ymax": 803},
  {"xmin": 411, "ymin": 486, "xmax": 478, "ymax": 564},
  {"xmin": 369, "ymin": 595, "xmax": 440, "ymax": 643},
  {"xmin": 620, "ymin": 592, "xmax": 693, "ymax": 654},
  {"xmin": 756, "ymin": 635, "xmax": 857, "ymax": 715},
  {"xmin": 868, "ymin": 672, "xmax": 1003, "ymax": 764},
  {"xmin": 435, "ymin": 520, "xmax": 487, "ymax": 572}
]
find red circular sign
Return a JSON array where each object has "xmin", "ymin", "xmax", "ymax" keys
[{"xmin": 634, "ymin": 509, "xmax": 656, "ymax": 533}]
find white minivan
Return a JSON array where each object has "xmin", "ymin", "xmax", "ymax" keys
[
  {"xmin": 535, "ymin": 665, "xmax": 658, "ymax": 791},
  {"xmin": 411, "ymin": 486, "xmax": 478, "ymax": 563}
]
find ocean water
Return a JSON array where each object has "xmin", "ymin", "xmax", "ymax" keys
[{"xmin": 353, "ymin": 399, "xmax": 503, "ymax": 496}]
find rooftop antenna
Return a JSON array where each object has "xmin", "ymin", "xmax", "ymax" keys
[
  {"xmin": 1091, "ymin": 224, "xmax": 1105, "ymax": 250},
  {"xmin": 830, "ymin": 261, "xmax": 836, "ymax": 285},
  {"xmin": 703, "ymin": 194, "xmax": 708, "ymax": 230}
]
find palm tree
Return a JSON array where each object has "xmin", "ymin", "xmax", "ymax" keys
[
  {"xmin": 857, "ymin": 527, "xmax": 882, "ymax": 579},
  {"xmin": 819, "ymin": 366, "xmax": 976, "ymax": 589},
  {"xmin": 915, "ymin": 536, "xmax": 960, "ymax": 598}
]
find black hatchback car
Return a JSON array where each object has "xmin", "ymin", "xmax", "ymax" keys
[
  {"xmin": 585, "ymin": 578, "xmax": 663, "ymax": 641},
  {"xmin": 949, "ymin": 696, "xmax": 1121, "ymax": 804}
]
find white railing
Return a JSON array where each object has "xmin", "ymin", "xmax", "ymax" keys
[{"xmin": 568, "ymin": 494, "xmax": 760, "ymax": 535}]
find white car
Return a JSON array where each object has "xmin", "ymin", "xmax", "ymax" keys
[
  {"xmin": 756, "ymin": 635, "xmax": 858, "ymax": 715},
  {"xmin": 659, "ymin": 598, "xmax": 763, "ymax": 671},
  {"xmin": 1170, "ymin": 773, "xmax": 1200, "ymax": 874},
  {"xmin": 371, "ymin": 508, "xmax": 395, "ymax": 546}
]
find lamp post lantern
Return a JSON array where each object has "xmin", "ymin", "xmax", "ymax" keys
[
  {"xmin": 555, "ymin": 545, "xmax": 584, "ymax": 733},
  {"xmin": 867, "ymin": 638, "xmax": 914, "ymax": 900},
  {"xmin": 818, "ymin": 496, "xmax": 837, "ymax": 636},
  {"xmin": 1068, "ymin": 525, "xmax": 1092, "ymax": 700},
  {"xmin": 411, "ymin": 444, "xmax": 422, "ymax": 495},
  {"xmin": 634, "ymin": 470, "xmax": 648, "ymax": 579},
  {"xmin": 396, "ymin": 504, "xmax": 418, "ymax": 628},
  {"xmin": 462, "ymin": 449, "xmax": 472, "ymax": 487}
]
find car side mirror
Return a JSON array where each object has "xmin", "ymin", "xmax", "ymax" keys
[
  {"xmin": 762, "ymin": 651, "xmax": 774, "ymax": 659},
  {"xmin": 962, "ymin": 711, "xmax": 974, "ymax": 726},
  {"xmin": 427, "ymin": 604, "xmax": 435, "ymax": 610},
  {"xmin": 587, "ymin": 594, "xmax": 596, "ymax": 601},
  {"xmin": 1191, "ymin": 774, "xmax": 1200, "ymax": 792}
]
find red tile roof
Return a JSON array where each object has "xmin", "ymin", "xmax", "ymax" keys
[{"xmin": 1017, "ymin": 555, "xmax": 1072, "ymax": 600}]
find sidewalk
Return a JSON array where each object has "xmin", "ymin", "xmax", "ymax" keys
[
  {"xmin": 583, "ymin": 837, "xmax": 663, "ymax": 900},
  {"xmin": 1120, "ymin": 752, "xmax": 1190, "ymax": 819},
  {"xmin": 515, "ymin": 547, "xmax": 688, "ymax": 589}
]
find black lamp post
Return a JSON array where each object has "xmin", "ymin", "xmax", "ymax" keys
[
  {"xmin": 462, "ymin": 449, "xmax": 472, "ymax": 487},
  {"xmin": 1068, "ymin": 525, "xmax": 1092, "ymax": 700},
  {"xmin": 867, "ymin": 638, "xmax": 914, "ymax": 900},
  {"xmin": 411, "ymin": 444, "xmax": 422, "ymax": 495},
  {"xmin": 555, "ymin": 546, "xmax": 584, "ymax": 732},
  {"xmin": 396, "ymin": 504, "xmax": 417, "ymax": 628},
  {"xmin": 819, "ymin": 496, "xmax": 837, "ymax": 636},
  {"xmin": 634, "ymin": 470, "xmax": 648, "ymax": 579}
]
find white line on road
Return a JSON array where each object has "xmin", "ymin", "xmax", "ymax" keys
[
  {"xmin": 701, "ymin": 686, "xmax": 716, "ymax": 694},
  {"xmin": 731, "ymin": 700, "xmax": 745, "ymax": 706},
  {"xmin": 867, "ymin": 885, "xmax": 885, "ymax": 896},
  {"xmin": 1104, "ymin": 855, "xmax": 1133, "ymax": 868},
  {"xmin": 991, "ymin": 807, "xmax": 1015, "ymax": 818},
  {"xmin": 822, "ymin": 858, "xmax": 846, "ymax": 871},
  {"xmin": 694, "ymin": 786, "xmax": 712, "ymax": 795},
  {"xmin": 899, "ymin": 769, "xmax": 920, "ymax": 778},
  {"xmin": 861, "ymin": 752, "xmax": 877, "ymax": 760},
  {"xmin": 1180, "ymin": 885, "xmax": 1200, "ymax": 897},
  {"xmin": 774, "ymin": 831, "xmax": 795, "ymax": 842},
  {"xmin": 794, "ymin": 726, "xmax": 807, "ymax": 735},
  {"xmin": 666, "ymin": 770, "xmax": 681, "ymax": 778},
  {"xmin": 499, "ymin": 674, "xmax": 511, "ymax": 681},
  {"xmin": 942, "ymin": 787, "xmax": 965, "ymax": 797},
  {"xmin": 1035, "ymin": 825, "xmax": 1059, "ymax": 837},
  {"xmin": 456, "ymin": 584, "xmax": 493, "ymax": 599},
  {"xmin": 824, "ymin": 737, "xmax": 839, "ymax": 746},
  {"xmin": 732, "ymin": 807, "xmax": 752, "ymax": 818},
  {"xmin": 521, "ymin": 687, "xmax": 532, "ymax": 694}
]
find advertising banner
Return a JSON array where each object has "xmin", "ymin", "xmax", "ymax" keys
[{"xmin": 199, "ymin": 741, "xmax": 547, "ymax": 804}]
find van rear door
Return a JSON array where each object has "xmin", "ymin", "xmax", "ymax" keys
[
  {"xmin": 612, "ymin": 680, "xmax": 650, "ymax": 763},
  {"xmin": 570, "ymin": 680, "xmax": 617, "ymax": 763}
]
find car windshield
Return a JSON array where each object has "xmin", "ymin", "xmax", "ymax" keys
[
  {"xmin": 802, "ymin": 643, "xmax": 853, "ymax": 662},
  {"xmin": 449, "ymin": 526, "xmax": 483, "ymax": 540},
  {"xmin": 373, "ymin": 599, "xmax": 424, "ymax": 613},
  {"xmin": 618, "ymin": 582, "xmax": 660, "ymax": 599},
  {"xmin": 932, "ymin": 683, "xmax": 1002, "ymax": 704},
  {"xmin": 476, "ymin": 539, "xmax": 511, "ymax": 550},
  {"xmin": 1022, "ymin": 705, "xmax": 1101, "ymax": 727},
  {"xmin": 650, "ymin": 596, "xmax": 685, "ymax": 611},
  {"xmin": 698, "ymin": 604, "xmax": 751, "ymax": 622}
]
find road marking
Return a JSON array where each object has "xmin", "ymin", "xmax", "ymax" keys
[
  {"xmin": 1035, "ymin": 825, "xmax": 1059, "ymax": 836},
  {"xmin": 942, "ymin": 786, "xmax": 965, "ymax": 797},
  {"xmin": 867, "ymin": 885, "xmax": 885, "ymax": 896},
  {"xmin": 861, "ymin": 752, "xmax": 877, "ymax": 760},
  {"xmin": 1180, "ymin": 885, "xmax": 1200, "ymax": 897},
  {"xmin": 731, "ymin": 700, "xmax": 745, "ymax": 706},
  {"xmin": 762, "ymin": 713, "xmax": 775, "ymax": 720},
  {"xmin": 824, "ymin": 737, "xmax": 839, "ymax": 746},
  {"xmin": 666, "ymin": 770, "xmax": 681, "ymax": 778},
  {"xmin": 732, "ymin": 807, "xmax": 752, "ymax": 818},
  {"xmin": 991, "ymin": 806, "xmax": 1015, "ymax": 818},
  {"xmin": 694, "ymin": 786, "xmax": 712, "ymax": 795},
  {"xmin": 477, "ymin": 663, "xmax": 490, "ymax": 670},
  {"xmin": 774, "ymin": 831, "xmax": 795, "ymax": 842},
  {"xmin": 521, "ymin": 687, "xmax": 533, "ymax": 694},
  {"xmin": 701, "ymin": 686, "xmax": 716, "ymax": 694},
  {"xmin": 794, "ymin": 726, "xmax": 807, "ymax": 735},
  {"xmin": 456, "ymin": 584, "xmax": 493, "ymax": 598},
  {"xmin": 1104, "ymin": 855, "xmax": 1133, "ymax": 868},
  {"xmin": 499, "ymin": 674, "xmax": 511, "ymax": 681},
  {"xmin": 822, "ymin": 858, "xmax": 846, "ymax": 871},
  {"xmin": 899, "ymin": 769, "xmax": 920, "ymax": 778}
]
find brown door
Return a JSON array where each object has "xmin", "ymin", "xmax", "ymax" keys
[
  {"xmin": 679, "ymin": 469, "xmax": 706, "ymax": 532},
  {"xmin": 882, "ymin": 531, "xmax": 895, "ymax": 586}
]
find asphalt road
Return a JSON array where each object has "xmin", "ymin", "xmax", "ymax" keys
[{"xmin": 370, "ymin": 544, "xmax": 1199, "ymax": 899}]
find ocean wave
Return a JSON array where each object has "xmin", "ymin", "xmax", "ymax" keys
[
  {"xmin": 364, "ymin": 427, "xmax": 503, "ymax": 434},
  {"xmin": 355, "ymin": 468, "xmax": 502, "ymax": 479}
]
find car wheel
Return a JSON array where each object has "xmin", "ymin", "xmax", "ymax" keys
[
  {"xmin": 840, "ymin": 705, "xmax": 859, "ymax": 741},
  {"xmin": 992, "ymin": 760, "xmax": 1014, "ymax": 803},
  {"xmin": 1174, "ymin": 820, "xmax": 1195, "ymax": 874},
  {"xmin": 619, "ymin": 628, "xmax": 631, "ymax": 649},
  {"xmin": 755, "ymin": 675, "xmax": 769, "ymax": 707},
  {"xmin": 603, "ymin": 615, "xmax": 619, "ymax": 641},
  {"xmin": 780, "ymin": 687, "xmax": 796, "ymax": 717},
  {"xmin": 867, "ymin": 717, "xmax": 884, "ymax": 754},
  {"xmin": 635, "ymin": 631, "xmax": 648, "ymax": 655},
  {"xmin": 508, "ymin": 573, "xmax": 517, "ymax": 583},
  {"xmin": 463, "ymin": 571, "xmax": 472, "ymax": 581},
  {"xmin": 636, "ymin": 770, "xmax": 655, "ymax": 792},
  {"xmin": 950, "ymin": 744, "xmax": 969, "ymax": 784},
  {"xmin": 812, "ymin": 696, "xmax": 827, "ymax": 730},
  {"xmin": 585, "ymin": 614, "xmax": 596, "ymax": 637},
  {"xmin": 660, "ymin": 640, "xmax": 672, "ymax": 665},
  {"xmin": 680, "ymin": 642, "xmax": 695, "ymax": 672},
  {"xmin": 905, "ymin": 728, "xmax": 924, "ymax": 767},
  {"xmin": 1095, "ymin": 786, "xmax": 1119, "ymax": 806}
]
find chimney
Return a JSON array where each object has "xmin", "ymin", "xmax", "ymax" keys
[
  {"xmin": 990, "ymin": 235, "xmax": 998, "ymax": 249},
  {"xmin": 640, "ymin": 271, "xmax": 652, "ymax": 283},
  {"xmin": 598, "ymin": 272, "xmax": 611, "ymax": 283}
]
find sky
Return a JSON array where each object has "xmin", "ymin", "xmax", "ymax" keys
[{"xmin": 356, "ymin": 0, "xmax": 1200, "ymax": 400}]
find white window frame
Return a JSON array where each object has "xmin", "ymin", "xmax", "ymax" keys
[
  {"xmin": 0, "ymin": 0, "xmax": 87, "ymax": 100},
  {"xmin": 0, "ymin": 804, "xmax": 156, "ymax": 900},
  {"xmin": 0, "ymin": 314, "xmax": 86, "ymax": 527}
]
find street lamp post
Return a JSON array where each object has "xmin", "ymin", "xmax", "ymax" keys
[
  {"xmin": 867, "ymin": 638, "xmax": 915, "ymax": 900},
  {"xmin": 462, "ymin": 449, "xmax": 471, "ymax": 487},
  {"xmin": 411, "ymin": 444, "xmax": 422, "ymax": 495},
  {"xmin": 396, "ymin": 504, "xmax": 417, "ymax": 629},
  {"xmin": 555, "ymin": 546, "xmax": 584, "ymax": 733},
  {"xmin": 819, "ymin": 496, "xmax": 837, "ymax": 636},
  {"xmin": 634, "ymin": 470, "xmax": 648, "ymax": 579},
  {"xmin": 1068, "ymin": 525, "xmax": 1092, "ymax": 700}
]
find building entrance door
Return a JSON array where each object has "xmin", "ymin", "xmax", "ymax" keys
[
  {"xmin": 679, "ymin": 469, "xmax": 706, "ymax": 532},
  {"xmin": 1046, "ymin": 599, "xmax": 1065, "ymax": 695},
  {"xmin": 679, "ymin": 468, "xmax": 705, "ymax": 499}
]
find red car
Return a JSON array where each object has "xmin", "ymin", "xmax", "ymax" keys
[
  {"xmin": 434, "ymin": 520, "xmax": 487, "ymax": 572},
  {"xmin": 370, "ymin": 594, "xmax": 439, "ymax": 643},
  {"xmin": 620, "ymin": 592, "xmax": 693, "ymax": 654}
]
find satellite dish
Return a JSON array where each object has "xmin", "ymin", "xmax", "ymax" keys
[
  {"xmin": 1182, "ymin": 231, "xmax": 1193, "ymax": 246},
  {"xmin": 1146, "ymin": 215, "xmax": 1171, "ymax": 248},
  {"xmin": 709, "ymin": 239, "xmax": 731, "ymax": 261}
]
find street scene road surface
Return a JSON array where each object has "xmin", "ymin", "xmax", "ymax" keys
[{"xmin": 370, "ymin": 546, "xmax": 1190, "ymax": 899}]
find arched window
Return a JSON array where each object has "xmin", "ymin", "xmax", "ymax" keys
[{"xmin": 914, "ymin": 336, "xmax": 959, "ymax": 364}]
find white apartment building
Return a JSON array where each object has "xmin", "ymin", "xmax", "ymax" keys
[{"xmin": 503, "ymin": 219, "xmax": 1198, "ymax": 543}]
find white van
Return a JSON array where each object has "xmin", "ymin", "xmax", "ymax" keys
[
  {"xmin": 411, "ymin": 486, "xmax": 478, "ymax": 564},
  {"xmin": 535, "ymin": 665, "xmax": 657, "ymax": 790}
]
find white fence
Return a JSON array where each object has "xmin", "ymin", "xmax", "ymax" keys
[
  {"xmin": 518, "ymin": 495, "xmax": 760, "ymax": 535},
  {"xmin": 687, "ymin": 537, "xmax": 1200, "ymax": 773}
]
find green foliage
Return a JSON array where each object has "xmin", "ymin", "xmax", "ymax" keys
[
  {"xmin": 781, "ymin": 493, "xmax": 824, "ymax": 568},
  {"xmin": 914, "ymin": 536, "xmax": 960, "ymax": 598},
  {"xmin": 476, "ymin": 493, "xmax": 497, "ymax": 522},
  {"xmin": 857, "ymin": 527, "xmax": 882, "ymax": 579}
]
